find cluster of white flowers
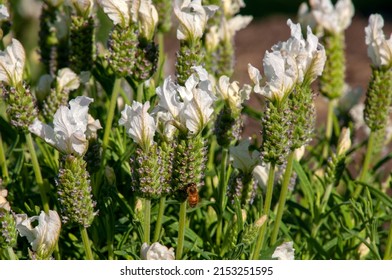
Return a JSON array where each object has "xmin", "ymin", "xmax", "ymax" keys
[
  {"xmin": 15, "ymin": 210, "xmax": 61, "ymax": 259},
  {"xmin": 155, "ymin": 66, "xmax": 216, "ymax": 136},
  {"xmin": 141, "ymin": 242, "xmax": 175, "ymax": 260},
  {"xmin": 365, "ymin": 14, "xmax": 392, "ymax": 68},
  {"xmin": 99, "ymin": 0, "xmax": 158, "ymax": 40},
  {"xmin": 0, "ymin": 187, "xmax": 11, "ymax": 212},
  {"xmin": 174, "ymin": 0, "xmax": 218, "ymax": 43},
  {"xmin": 215, "ymin": 75, "xmax": 251, "ymax": 114},
  {"xmin": 272, "ymin": 241, "xmax": 295, "ymax": 260},
  {"xmin": 119, "ymin": 101, "xmax": 156, "ymax": 150},
  {"xmin": 29, "ymin": 96, "xmax": 101, "ymax": 156},
  {"xmin": 298, "ymin": 0, "xmax": 354, "ymax": 35},
  {"xmin": 248, "ymin": 19, "xmax": 326, "ymax": 102},
  {"xmin": 205, "ymin": 0, "xmax": 252, "ymax": 53},
  {"xmin": 0, "ymin": 39, "xmax": 25, "ymax": 87}
]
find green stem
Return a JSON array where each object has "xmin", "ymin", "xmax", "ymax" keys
[
  {"xmin": 384, "ymin": 221, "xmax": 392, "ymax": 260},
  {"xmin": 25, "ymin": 132, "xmax": 50, "ymax": 213},
  {"xmin": 0, "ymin": 133, "xmax": 9, "ymax": 182},
  {"xmin": 153, "ymin": 196, "xmax": 166, "ymax": 242},
  {"xmin": 323, "ymin": 99, "xmax": 337, "ymax": 158},
  {"xmin": 143, "ymin": 198, "xmax": 151, "ymax": 244},
  {"xmin": 176, "ymin": 201, "xmax": 187, "ymax": 260},
  {"xmin": 7, "ymin": 247, "xmax": 18, "ymax": 260},
  {"xmin": 154, "ymin": 32, "xmax": 166, "ymax": 85},
  {"xmin": 102, "ymin": 78, "xmax": 121, "ymax": 159},
  {"xmin": 311, "ymin": 183, "xmax": 334, "ymax": 238},
  {"xmin": 252, "ymin": 162, "xmax": 276, "ymax": 259},
  {"xmin": 353, "ymin": 131, "xmax": 376, "ymax": 199},
  {"xmin": 80, "ymin": 226, "xmax": 94, "ymax": 260},
  {"xmin": 270, "ymin": 152, "xmax": 294, "ymax": 245},
  {"xmin": 216, "ymin": 148, "xmax": 229, "ymax": 246},
  {"xmin": 136, "ymin": 82, "xmax": 144, "ymax": 103}
]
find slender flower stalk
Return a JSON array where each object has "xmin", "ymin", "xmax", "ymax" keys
[
  {"xmin": 252, "ymin": 162, "xmax": 275, "ymax": 259},
  {"xmin": 0, "ymin": 133, "xmax": 9, "ymax": 183},
  {"xmin": 152, "ymin": 196, "xmax": 166, "ymax": 242},
  {"xmin": 25, "ymin": 133, "xmax": 50, "ymax": 214},
  {"xmin": 102, "ymin": 78, "xmax": 121, "ymax": 161},
  {"xmin": 80, "ymin": 225, "xmax": 93, "ymax": 260},
  {"xmin": 270, "ymin": 151, "xmax": 294, "ymax": 245},
  {"xmin": 385, "ymin": 222, "xmax": 392, "ymax": 260},
  {"xmin": 176, "ymin": 200, "xmax": 187, "ymax": 260}
]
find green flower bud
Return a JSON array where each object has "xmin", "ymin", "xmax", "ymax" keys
[
  {"xmin": 69, "ymin": 15, "xmax": 94, "ymax": 73},
  {"xmin": 176, "ymin": 41, "xmax": 202, "ymax": 86},
  {"xmin": 363, "ymin": 67, "xmax": 392, "ymax": 132},
  {"xmin": 107, "ymin": 24, "xmax": 138, "ymax": 78},
  {"xmin": 319, "ymin": 32, "xmax": 346, "ymax": 100},
  {"xmin": 57, "ymin": 155, "xmax": 96, "ymax": 227}
]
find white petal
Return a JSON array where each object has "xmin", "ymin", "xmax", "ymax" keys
[
  {"xmin": 29, "ymin": 119, "xmax": 57, "ymax": 149},
  {"xmin": 252, "ymin": 164, "xmax": 269, "ymax": 190},
  {"xmin": 0, "ymin": 39, "xmax": 25, "ymax": 86},
  {"xmin": 272, "ymin": 241, "xmax": 295, "ymax": 260},
  {"xmin": 0, "ymin": 4, "xmax": 9, "ymax": 20},
  {"xmin": 174, "ymin": 0, "xmax": 217, "ymax": 41},
  {"xmin": 229, "ymin": 138, "xmax": 259, "ymax": 173},
  {"xmin": 365, "ymin": 14, "xmax": 392, "ymax": 67},
  {"xmin": 156, "ymin": 76, "xmax": 182, "ymax": 119},
  {"xmin": 223, "ymin": 15, "xmax": 252, "ymax": 40},
  {"xmin": 138, "ymin": 0, "xmax": 158, "ymax": 41},
  {"xmin": 141, "ymin": 242, "xmax": 175, "ymax": 260},
  {"xmin": 16, "ymin": 211, "xmax": 61, "ymax": 258},
  {"xmin": 248, "ymin": 64, "xmax": 262, "ymax": 93},
  {"xmin": 119, "ymin": 101, "xmax": 156, "ymax": 149},
  {"xmin": 98, "ymin": 0, "xmax": 130, "ymax": 27},
  {"xmin": 56, "ymin": 68, "xmax": 80, "ymax": 93}
]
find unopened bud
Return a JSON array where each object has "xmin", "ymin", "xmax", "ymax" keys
[{"xmin": 337, "ymin": 127, "xmax": 351, "ymax": 156}]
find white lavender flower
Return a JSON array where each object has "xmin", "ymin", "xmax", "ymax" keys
[
  {"xmin": 301, "ymin": 0, "xmax": 354, "ymax": 35},
  {"xmin": 216, "ymin": 75, "xmax": 251, "ymax": 113},
  {"xmin": 272, "ymin": 241, "xmax": 295, "ymax": 260},
  {"xmin": 365, "ymin": 14, "xmax": 392, "ymax": 68},
  {"xmin": 276, "ymin": 19, "xmax": 326, "ymax": 85},
  {"xmin": 252, "ymin": 164, "xmax": 269, "ymax": 190},
  {"xmin": 221, "ymin": 15, "xmax": 252, "ymax": 42},
  {"xmin": 0, "ymin": 188, "xmax": 10, "ymax": 212},
  {"xmin": 0, "ymin": 4, "xmax": 9, "ymax": 21},
  {"xmin": 222, "ymin": 0, "xmax": 245, "ymax": 17},
  {"xmin": 156, "ymin": 67, "xmax": 215, "ymax": 136},
  {"xmin": 55, "ymin": 68, "xmax": 81, "ymax": 93},
  {"xmin": 174, "ymin": 0, "xmax": 218, "ymax": 43},
  {"xmin": 119, "ymin": 101, "xmax": 156, "ymax": 150},
  {"xmin": 248, "ymin": 51, "xmax": 298, "ymax": 102},
  {"xmin": 337, "ymin": 127, "xmax": 351, "ymax": 156},
  {"xmin": 135, "ymin": 0, "xmax": 159, "ymax": 41},
  {"xmin": 15, "ymin": 210, "xmax": 61, "ymax": 259},
  {"xmin": 0, "ymin": 39, "xmax": 25, "ymax": 87},
  {"xmin": 98, "ymin": 0, "xmax": 131, "ymax": 27},
  {"xmin": 29, "ymin": 96, "xmax": 98, "ymax": 157},
  {"xmin": 229, "ymin": 138, "xmax": 259, "ymax": 174},
  {"xmin": 141, "ymin": 242, "xmax": 175, "ymax": 260}
]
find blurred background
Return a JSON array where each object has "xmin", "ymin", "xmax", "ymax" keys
[{"xmin": 242, "ymin": 0, "xmax": 392, "ymax": 19}]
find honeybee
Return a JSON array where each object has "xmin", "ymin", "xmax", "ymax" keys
[{"xmin": 186, "ymin": 183, "xmax": 199, "ymax": 208}]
